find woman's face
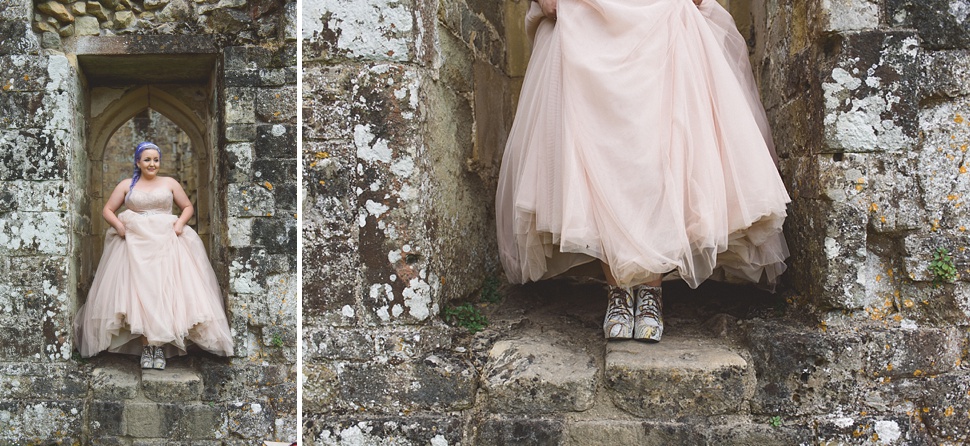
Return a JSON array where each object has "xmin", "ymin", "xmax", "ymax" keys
[{"xmin": 137, "ymin": 149, "xmax": 160, "ymax": 180}]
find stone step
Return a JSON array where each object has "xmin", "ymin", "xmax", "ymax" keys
[
  {"xmin": 605, "ymin": 335, "xmax": 755, "ymax": 418},
  {"xmin": 480, "ymin": 331, "xmax": 598, "ymax": 414},
  {"xmin": 141, "ymin": 362, "xmax": 203, "ymax": 402}
]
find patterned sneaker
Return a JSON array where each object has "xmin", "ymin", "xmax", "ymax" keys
[
  {"xmin": 152, "ymin": 346, "xmax": 166, "ymax": 370},
  {"xmin": 603, "ymin": 285, "xmax": 635, "ymax": 339},
  {"xmin": 633, "ymin": 284, "xmax": 663, "ymax": 342},
  {"xmin": 140, "ymin": 345, "xmax": 153, "ymax": 369}
]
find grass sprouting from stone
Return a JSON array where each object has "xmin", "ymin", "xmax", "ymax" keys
[
  {"xmin": 443, "ymin": 303, "xmax": 488, "ymax": 334},
  {"xmin": 481, "ymin": 276, "xmax": 502, "ymax": 304}
]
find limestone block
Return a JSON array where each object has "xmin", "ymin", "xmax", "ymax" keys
[
  {"xmin": 906, "ymin": 373, "xmax": 970, "ymax": 441},
  {"xmin": 821, "ymin": 0, "xmax": 879, "ymax": 32},
  {"xmin": 481, "ymin": 335, "xmax": 596, "ymax": 414},
  {"xmin": 887, "ymin": 0, "xmax": 970, "ymax": 50},
  {"xmin": 302, "ymin": 0, "xmax": 413, "ymax": 62},
  {"xmin": 306, "ymin": 415, "xmax": 462, "ymax": 445},
  {"xmin": 123, "ymin": 402, "xmax": 179, "ymax": 438},
  {"xmin": 70, "ymin": 2, "xmax": 85, "ymax": 15},
  {"xmin": 0, "ymin": 94, "xmax": 45, "ymax": 129},
  {"xmin": 0, "ymin": 327, "xmax": 40, "ymax": 359},
  {"xmin": 113, "ymin": 9, "xmax": 133, "ymax": 27},
  {"xmin": 252, "ymin": 216, "xmax": 296, "ymax": 252},
  {"xmin": 37, "ymin": 1, "xmax": 74, "ymax": 23},
  {"xmin": 814, "ymin": 414, "xmax": 932, "ymax": 445},
  {"xmin": 0, "ymin": 212, "xmax": 69, "ymax": 255},
  {"xmin": 224, "ymin": 87, "xmax": 255, "ymax": 124},
  {"xmin": 143, "ymin": 0, "xmax": 168, "ymax": 9},
  {"xmin": 58, "ymin": 23, "xmax": 74, "ymax": 37},
  {"xmin": 178, "ymin": 403, "xmax": 229, "ymax": 439},
  {"xmin": 225, "ymin": 123, "xmax": 256, "ymax": 142},
  {"xmin": 156, "ymin": 0, "xmax": 190, "ymax": 23},
  {"xmin": 74, "ymin": 15, "xmax": 100, "ymax": 35},
  {"xmin": 0, "ymin": 55, "xmax": 49, "ymax": 92},
  {"xmin": 864, "ymin": 327, "xmax": 963, "ymax": 378},
  {"xmin": 226, "ymin": 401, "xmax": 273, "ymax": 439},
  {"xmin": 923, "ymin": 50, "xmax": 970, "ymax": 99},
  {"xmin": 0, "ymin": 400, "xmax": 84, "ymax": 441},
  {"xmin": 0, "ymin": 21, "xmax": 40, "ymax": 55},
  {"xmin": 256, "ymin": 124, "xmax": 295, "ymax": 158},
  {"xmin": 475, "ymin": 417, "xmax": 564, "ymax": 445},
  {"xmin": 281, "ymin": 1, "xmax": 296, "ymax": 42},
  {"xmin": 88, "ymin": 400, "xmax": 125, "ymax": 436},
  {"xmin": 901, "ymin": 234, "xmax": 970, "ymax": 282},
  {"xmin": 822, "ymin": 32, "xmax": 919, "ymax": 153},
  {"xmin": 606, "ymin": 336, "xmax": 754, "ymax": 418},
  {"xmin": 32, "ymin": 17, "xmax": 56, "ymax": 34},
  {"xmin": 204, "ymin": 8, "xmax": 249, "ymax": 34},
  {"xmin": 744, "ymin": 320, "xmax": 867, "ymax": 416},
  {"xmin": 228, "ymin": 247, "xmax": 289, "ymax": 294},
  {"xmin": 227, "ymin": 216, "xmax": 252, "ymax": 247},
  {"xmin": 91, "ymin": 359, "xmax": 139, "ymax": 399},
  {"xmin": 141, "ymin": 364, "xmax": 203, "ymax": 402},
  {"xmin": 228, "ymin": 183, "xmax": 274, "ymax": 217},
  {"xmin": 915, "ymin": 96, "xmax": 970, "ymax": 231},
  {"xmin": 256, "ymin": 86, "xmax": 296, "ymax": 124},
  {"xmin": 865, "ymin": 153, "xmax": 923, "ymax": 233},
  {"xmin": 85, "ymin": 1, "xmax": 108, "ymax": 19},
  {"xmin": 303, "ymin": 326, "xmax": 454, "ymax": 361},
  {"xmin": 226, "ymin": 142, "xmax": 253, "ymax": 183},
  {"xmin": 313, "ymin": 353, "xmax": 477, "ymax": 413},
  {"xmin": 252, "ymin": 158, "xmax": 295, "ymax": 186}
]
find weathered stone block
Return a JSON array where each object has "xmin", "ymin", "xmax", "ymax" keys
[
  {"xmin": 0, "ymin": 211, "xmax": 69, "ymax": 255},
  {"xmin": 176, "ymin": 403, "xmax": 228, "ymax": 440},
  {"xmin": 252, "ymin": 158, "xmax": 295, "ymax": 186},
  {"xmin": 0, "ymin": 327, "xmax": 40, "ymax": 359},
  {"xmin": 37, "ymin": 1, "xmax": 74, "ymax": 23},
  {"xmin": 481, "ymin": 334, "xmax": 596, "ymax": 414},
  {"xmin": 606, "ymin": 336, "xmax": 754, "ymax": 418},
  {"xmin": 0, "ymin": 130, "xmax": 66, "ymax": 180},
  {"xmin": 815, "ymin": 413, "xmax": 932, "ymax": 444},
  {"xmin": 226, "ymin": 142, "xmax": 253, "ymax": 183},
  {"xmin": 0, "ymin": 55, "xmax": 50, "ymax": 92},
  {"xmin": 256, "ymin": 86, "xmax": 296, "ymax": 124},
  {"xmin": 228, "ymin": 183, "xmax": 275, "ymax": 217},
  {"xmin": 226, "ymin": 401, "xmax": 273, "ymax": 439},
  {"xmin": 303, "ymin": 0, "xmax": 413, "ymax": 62},
  {"xmin": 256, "ymin": 124, "xmax": 295, "ymax": 158},
  {"xmin": 864, "ymin": 327, "xmax": 963, "ymax": 378},
  {"xmin": 475, "ymin": 416, "xmax": 563, "ymax": 446},
  {"xmin": 74, "ymin": 15, "xmax": 99, "ymax": 35},
  {"xmin": 915, "ymin": 95, "xmax": 970, "ymax": 232},
  {"xmin": 91, "ymin": 359, "xmax": 139, "ymax": 400},
  {"xmin": 744, "ymin": 320, "xmax": 867, "ymax": 416},
  {"xmin": 0, "ymin": 21, "xmax": 38, "ymax": 55},
  {"xmin": 922, "ymin": 49, "xmax": 970, "ymax": 99},
  {"xmin": 124, "ymin": 402, "xmax": 179, "ymax": 438},
  {"xmin": 886, "ymin": 0, "xmax": 970, "ymax": 50},
  {"xmin": 0, "ymin": 400, "xmax": 84, "ymax": 441},
  {"xmin": 307, "ymin": 415, "xmax": 462, "ymax": 446},
  {"xmin": 89, "ymin": 400, "xmax": 125, "ymax": 436},
  {"xmin": 822, "ymin": 32, "xmax": 919, "ymax": 153},
  {"xmin": 228, "ymin": 247, "xmax": 289, "ymax": 294},
  {"xmin": 252, "ymin": 216, "xmax": 296, "ymax": 252},
  {"xmin": 141, "ymin": 363, "xmax": 203, "ymax": 402},
  {"xmin": 224, "ymin": 87, "xmax": 256, "ymax": 125}
]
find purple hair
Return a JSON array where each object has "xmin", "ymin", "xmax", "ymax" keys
[{"xmin": 129, "ymin": 142, "xmax": 161, "ymax": 197}]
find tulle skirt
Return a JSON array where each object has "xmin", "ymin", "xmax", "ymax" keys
[
  {"xmin": 496, "ymin": 0, "xmax": 790, "ymax": 289},
  {"xmin": 74, "ymin": 210, "xmax": 234, "ymax": 358}
]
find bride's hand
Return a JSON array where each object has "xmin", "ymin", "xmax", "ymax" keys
[
  {"xmin": 117, "ymin": 225, "xmax": 126, "ymax": 238},
  {"xmin": 536, "ymin": 0, "xmax": 557, "ymax": 19},
  {"xmin": 693, "ymin": 0, "xmax": 702, "ymax": 5},
  {"xmin": 173, "ymin": 221, "xmax": 184, "ymax": 236}
]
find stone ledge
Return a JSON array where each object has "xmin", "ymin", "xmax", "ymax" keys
[
  {"xmin": 605, "ymin": 336, "xmax": 754, "ymax": 418},
  {"xmin": 141, "ymin": 362, "xmax": 203, "ymax": 402}
]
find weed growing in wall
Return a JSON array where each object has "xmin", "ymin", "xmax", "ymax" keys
[
  {"xmin": 443, "ymin": 303, "xmax": 488, "ymax": 334},
  {"xmin": 930, "ymin": 247, "xmax": 957, "ymax": 285}
]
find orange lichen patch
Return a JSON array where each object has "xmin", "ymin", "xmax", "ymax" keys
[
  {"xmin": 264, "ymin": 181, "xmax": 274, "ymax": 190},
  {"xmin": 914, "ymin": 369, "xmax": 924, "ymax": 377},
  {"xmin": 819, "ymin": 321, "xmax": 828, "ymax": 332},
  {"xmin": 887, "ymin": 363, "xmax": 894, "ymax": 371},
  {"xmin": 903, "ymin": 299, "xmax": 914, "ymax": 308},
  {"xmin": 963, "ymin": 144, "xmax": 969, "ymax": 152},
  {"xmin": 309, "ymin": 161, "xmax": 317, "ymax": 168},
  {"xmin": 318, "ymin": 180, "xmax": 326, "ymax": 186},
  {"xmin": 945, "ymin": 406, "xmax": 955, "ymax": 417},
  {"xmin": 1, "ymin": 83, "xmax": 11, "ymax": 91},
  {"xmin": 893, "ymin": 314, "xmax": 902, "ymax": 322},
  {"xmin": 956, "ymin": 114, "xmax": 965, "ymax": 124},
  {"xmin": 880, "ymin": 215, "xmax": 887, "ymax": 223},
  {"xmin": 949, "ymin": 194, "xmax": 960, "ymax": 201},
  {"xmin": 923, "ymin": 407, "xmax": 931, "ymax": 413},
  {"xmin": 315, "ymin": 152, "xmax": 330, "ymax": 159},
  {"xmin": 876, "ymin": 274, "xmax": 882, "ymax": 282},
  {"xmin": 947, "ymin": 153, "xmax": 956, "ymax": 161},
  {"xmin": 870, "ymin": 203, "xmax": 879, "ymax": 212},
  {"xmin": 961, "ymin": 226, "xmax": 967, "ymax": 232}
]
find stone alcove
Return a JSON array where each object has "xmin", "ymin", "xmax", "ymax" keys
[{"xmin": 72, "ymin": 36, "xmax": 226, "ymax": 317}]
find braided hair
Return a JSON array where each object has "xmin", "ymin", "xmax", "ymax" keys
[{"xmin": 128, "ymin": 142, "xmax": 161, "ymax": 199}]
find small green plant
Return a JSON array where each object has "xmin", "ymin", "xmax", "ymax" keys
[
  {"xmin": 930, "ymin": 247, "xmax": 957, "ymax": 284},
  {"xmin": 271, "ymin": 333, "xmax": 284, "ymax": 348},
  {"xmin": 443, "ymin": 303, "xmax": 488, "ymax": 334},
  {"xmin": 769, "ymin": 416, "xmax": 783, "ymax": 428},
  {"xmin": 481, "ymin": 276, "xmax": 501, "ymax": 304}
]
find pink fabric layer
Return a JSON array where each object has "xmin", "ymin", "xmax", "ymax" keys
[
  {"xmin": 496, "ymin": 0, "xmax": 790, "ymax": 289},
  {"xmin": 74, "ymin": 188, "xmax": 234, "ymax": 358}
]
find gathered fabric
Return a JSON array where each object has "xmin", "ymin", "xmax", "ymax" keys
[
  {"xmin": 496, "ymin": 0, "xmax": 790, "ymax": 289},
  {"xmin": 74, "ymin": 188, "xmax": 234, "ymax": 358}
]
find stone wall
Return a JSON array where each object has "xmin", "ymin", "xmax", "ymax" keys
[
  {"xmin": 304, "ymin": 0, "xmax": 970, "ymax": 444},
  {"xmin": 301, "ymin": 0, "xmax": 518, "ymax": 442},
  {"xmin": 0, "ymin": 0, "xmax": 297, "ymax": 442}
]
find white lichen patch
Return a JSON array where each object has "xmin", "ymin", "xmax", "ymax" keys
[
  {"xmin": 873, "ymin": 420, "xmax": 901, "ymax": 444},
  {"xmin": 402, "ymin": 275, "xmax": 436, "ymax": 321},
  {"xmin": 0, "ymin": 212, "xmax": 68, "ymax": 255},
  {"xmin": 822, "ymin": 0, "xmax": 879, "ymax": 32},
  {"xmin": 354, "ymin": 124, "xmax": 392, "ymax": 164},
  {"xmin": 229, "ymin": 259, "xmax": 264, "ymax": 294},
  {"xmin": 950, "ymin": 0, "xmax": 970, "ymax": 23},
  {"xmin": 305, "ymin": 0, "xmax": 413, "ymax": 61}
]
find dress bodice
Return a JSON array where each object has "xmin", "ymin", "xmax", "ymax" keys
[{"xmin": 126, "ymin": 188, "xmax": 174, "ymax": 215}]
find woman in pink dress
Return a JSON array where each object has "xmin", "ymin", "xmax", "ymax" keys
[
  {"xmin": 74, "ymin": 142, "xmax": 234, "ymax": 369},
  {"xmin": 496, "ymin": 0, "xmax": 790, "ymax": 341}
]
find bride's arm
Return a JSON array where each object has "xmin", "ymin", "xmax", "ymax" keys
[
  {"xmin": 535, "ymin": 0, "xmax": 557, "ymax": 19},
  {"xmin": 103, "ymin": 180, "xmax": 130, "ymax": 238},
  {"xmin": 170, "ymin": 178, "xmax": 194, "ymax": 236}
]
